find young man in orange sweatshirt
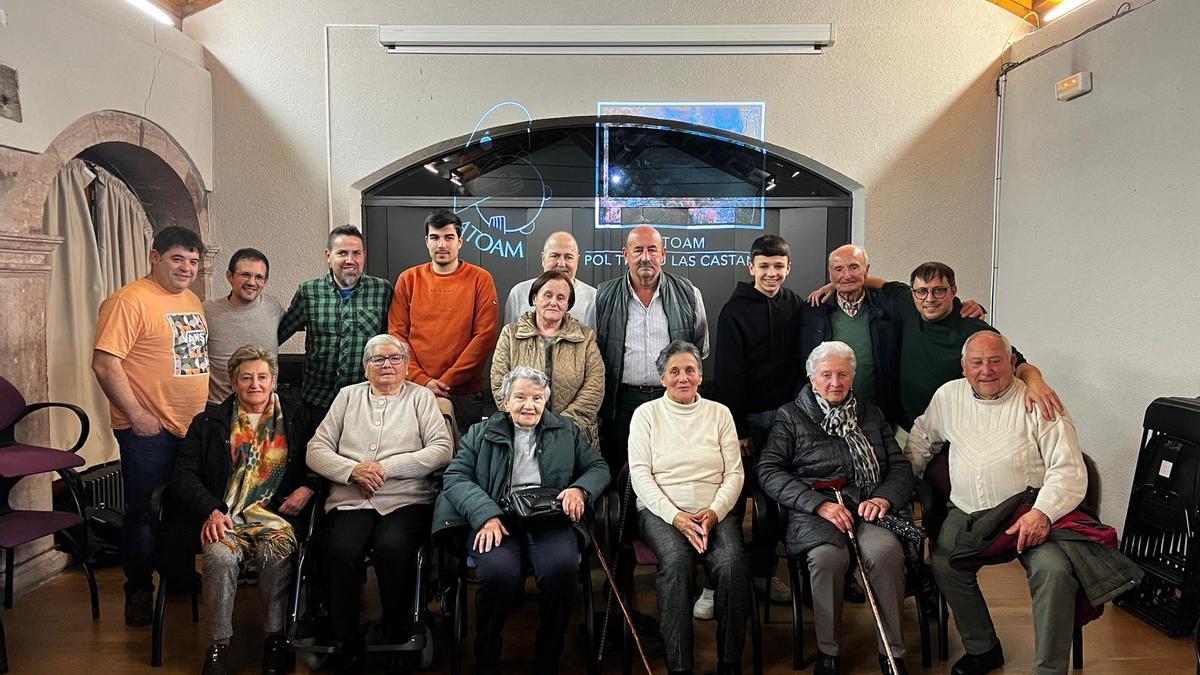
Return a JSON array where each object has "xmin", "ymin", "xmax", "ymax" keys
[{"xmin": 388, "ymin": 209, "xmax": 500, "ymax": 435}]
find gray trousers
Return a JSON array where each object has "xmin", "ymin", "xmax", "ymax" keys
[
  {"xmin": 202, "ymin": 536, "xmax": 292, "ymax": 642},
  {"xmin": 638, "ymin": 509, "xmax": 751, "ymax": 672},
  {"xmin": 932, "ymin": 507, "xmax": 1079, "ymax": 675},
  {"xmin": 806, "ymin": 522, "xmax": 906, "ymax": 657}
]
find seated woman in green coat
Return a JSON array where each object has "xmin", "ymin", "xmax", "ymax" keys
[{"xmin": 433, "ymin": 366, "xmax": 610, "ymax": 675}]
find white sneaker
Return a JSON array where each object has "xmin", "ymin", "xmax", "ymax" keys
[
  {"xmin": 692, "ymin": 587, "xmax": 715, "ymax": 620},
  {"xmin": 754, "ymin": 576, "xmax": 792, "ymax": 603}
]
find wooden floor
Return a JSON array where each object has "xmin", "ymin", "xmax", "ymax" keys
[{"xmin": 3, "ymin": 561, "xmax": 1195, "ymax": 674}]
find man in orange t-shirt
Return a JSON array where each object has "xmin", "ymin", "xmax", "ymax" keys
[
  {"xmin": 388, "ymin": 209, "xmax": 499, "ymax": 435},
  {"xmin": 92, "ymin": 226, "xmax": 209, "ymax": 626}
]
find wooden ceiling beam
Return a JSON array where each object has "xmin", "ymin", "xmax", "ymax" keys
[
  {"xmin": 985, "ymin": 0, "xmax": 1042, "ymax": 23},
  {"xmin": 178, "ymin": 0, "xmax": 224, "ymax": 18}
]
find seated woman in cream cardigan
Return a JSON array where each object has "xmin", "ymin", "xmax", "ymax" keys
[
  {"xmin": 628, "ymin": 339, "xmax": 751, "ymax": 675},
  {"xmin": 307, "ymin": 334, "xmax": 453, "ymax": 672}
]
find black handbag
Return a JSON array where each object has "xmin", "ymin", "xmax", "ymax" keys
[{"xmin": 502, "ymin": 486, "xmax": 570, "ymax": 530}]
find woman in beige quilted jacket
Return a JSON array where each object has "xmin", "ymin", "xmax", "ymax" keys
[{"xmin": 491, "ymin": 270, "xmax": 605, "ymax": 445}]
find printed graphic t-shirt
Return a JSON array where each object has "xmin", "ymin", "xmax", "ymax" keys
[{"xmin": 95, "ymin": 276, "xmax": 209, "ymax": 437}]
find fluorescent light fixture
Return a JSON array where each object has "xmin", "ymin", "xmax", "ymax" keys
[
  {"xmin": 122, "ymin": 0, "xmax": 175, "ymax": 26},
  {"xmin": 424, "ymin": 162, "xmax": 440, "ymax": 174},
  {"xmin": 1042, "ymin": 0, "xmax": 1094, "ymax": 23},
  {"xmin": 379, "ymin": 24, "xmax": 835, "ymax": 55}
]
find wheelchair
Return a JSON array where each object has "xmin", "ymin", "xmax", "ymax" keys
[{"xmin": 285, "ymin": 492, "xmax": 438, "ymax": 671}]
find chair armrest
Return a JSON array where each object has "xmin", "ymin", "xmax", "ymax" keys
[
  {"xmin": 432, "ymin": 523, "xmax": 470, "ymax": 554},
  {"xmin": 21, "ymin": 402, "xmax": 90, "ymax": 454},
  {"xmin": 301, "ymin": 486, "xmax": 328, "ymax": 541}
]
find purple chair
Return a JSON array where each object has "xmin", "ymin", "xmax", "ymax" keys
[{"xmin": 0, "ymin": 375, "xmax": 99, "ymax": 649}]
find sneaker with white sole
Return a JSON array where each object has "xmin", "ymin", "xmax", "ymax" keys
[
  {"xmin": 692, "ymin": 587, "xmax": 715, "ymax": 620},
  {"xmin": 754, "ymin": 576, "xmax": 792, "ymax": 603}
]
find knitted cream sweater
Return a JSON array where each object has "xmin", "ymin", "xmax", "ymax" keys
[
  {"xmin": 628, "ymin": 394, "xmax": 744, "ymax": 524},
  {"xmin": 307, "ymin": 381, "xmax": 453, "ymax": 514},
  {"xmin": 906, "ymin": 378, "xmax": 1086, "ymax": 523}
]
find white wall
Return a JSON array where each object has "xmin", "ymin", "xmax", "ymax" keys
[
  {"xmin": 0, "ymin": 0, "xmax": 213, "ymax": 185},
  {"xmin": 185, "ymin": 0, "xmax": 1027, "ymax": 310},
  {"xmin": 995, "ymin": 0, "xmax": 1200, "ymax": 529}
]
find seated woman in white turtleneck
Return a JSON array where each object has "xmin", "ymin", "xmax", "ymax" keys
[{"xmin": 628, "ymin": 340, "xmax": 750, "ymax": 675}]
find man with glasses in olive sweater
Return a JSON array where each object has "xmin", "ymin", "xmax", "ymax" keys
[{"xmin": 878, "ymin": 261, "xmax": 1064, "ymax": 429}]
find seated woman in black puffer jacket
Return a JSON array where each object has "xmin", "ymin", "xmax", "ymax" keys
[{"xmin": 757, "ymin": 340, "xmax": 914, "ymax": 675}]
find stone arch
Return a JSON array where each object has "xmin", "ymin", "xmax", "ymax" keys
[
  {"xmin": 27, "ymin": 110, "xmax": 215, "ymax": 294},
  {"xmin": 0, "ymin": 109, "xmax": 214, "ymax": 600}
]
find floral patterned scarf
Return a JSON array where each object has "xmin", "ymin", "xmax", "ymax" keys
[{"xmin": 219, "ymin": 393, "xmax": 295, "ymax": 558}]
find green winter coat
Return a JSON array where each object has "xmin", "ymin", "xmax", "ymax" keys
[{"xmin": 432, "ymin": 409, "xmax": 611, "ymax": 547}]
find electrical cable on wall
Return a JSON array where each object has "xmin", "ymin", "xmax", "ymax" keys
[{"xmin": 997, "ymin": 0, "xmax": 1158, "ymax": 91}]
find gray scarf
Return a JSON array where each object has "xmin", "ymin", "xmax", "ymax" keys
[{"xmin": 813, "ymin": 391, "xmax": 880, "ymax": 487}]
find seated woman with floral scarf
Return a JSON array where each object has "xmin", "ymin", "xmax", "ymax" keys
[{"xmin": 170, "ymin": 345, "xmax": 319, "ymax": 675}]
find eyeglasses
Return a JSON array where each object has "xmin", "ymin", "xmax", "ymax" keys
[
  {"xmin": 368, "ymin": 354, "xmax": 406, "ymax": 366},
  {"xmin": 235, "ymin": 272, "xmax": 268, "ymax": 283},
  {"xmin": 912, "ymin": 286, "xmax": 951, "ymax": 299}
]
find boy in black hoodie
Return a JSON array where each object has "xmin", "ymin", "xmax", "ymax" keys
[{"xmin": 709, "ymin": 234, "xmax": 808, "ymax": 610}]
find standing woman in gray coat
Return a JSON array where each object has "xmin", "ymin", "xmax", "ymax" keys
[{"xmin": 757, "ymin": 341, "xmax": 915, "ymax": 675}]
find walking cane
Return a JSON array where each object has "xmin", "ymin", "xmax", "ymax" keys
[{"xmin": 812, "ymin": 477, "xmax": 899, "ymax": 675}]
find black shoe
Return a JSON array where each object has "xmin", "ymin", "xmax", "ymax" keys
[
  {"xmin": 879, "ymin": 653, "xmax": 908, "ymax": 675},
  {"xmin": 124, "ymin": 589, "xmax": 153, "ymax": 627},
  {"xmin": 261, "ymin": 634, "xmax": 294, "ymax": 674},
  {"xmin": 814, "ymin": 651, "xmax": 840, "ymax": 675},
  {"xmin": 951, "ymin": 641, "xmax": 1005, "ymax": 675},
  {"xmin": 202, "ymin": 643, "xmax": 234, "ymax": 675},
  {"xmin": 844, "ymin": 576, "xmax": 866, "ymax": 604}
]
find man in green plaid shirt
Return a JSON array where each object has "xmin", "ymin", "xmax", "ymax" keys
[{"xmin": 278, "ymin": 225, "xmax": 393, "ymax": 424}]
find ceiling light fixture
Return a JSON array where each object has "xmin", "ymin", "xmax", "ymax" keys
[
  {"xmin": 122, "ymin": 0, "xmax": 175, "ymax": 26},
  {"xmin": 379, "ymin": 24, "xmax": 836, "ymax": 55},
  {"xmin": 1042, "ymin": 0, "xmax": 1094, "ymax": 23}
]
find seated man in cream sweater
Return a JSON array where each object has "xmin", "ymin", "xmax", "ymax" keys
[{"xmin": 905, "ymin": 330, "xmax": 1086, "ymax": 675}]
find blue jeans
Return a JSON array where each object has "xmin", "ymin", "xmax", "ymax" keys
[{"xmin": 115, "ymin": 428, "xmax": 181, "ymax": 593}]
